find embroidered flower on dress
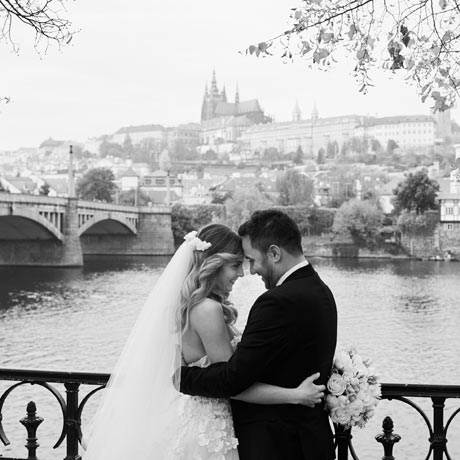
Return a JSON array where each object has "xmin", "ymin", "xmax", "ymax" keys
[{"xmin": 184, "ymin": 231, "xmax": 212, "ymax": 251}]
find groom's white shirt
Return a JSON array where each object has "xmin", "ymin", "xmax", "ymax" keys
[{"xmin": 276, "ymin": 260, "xmax": 309, "ymax": 286}]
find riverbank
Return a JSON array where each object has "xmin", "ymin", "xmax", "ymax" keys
[{"xmin": 302, "ymin": 235, "xmax": 410, "ymax": 259}]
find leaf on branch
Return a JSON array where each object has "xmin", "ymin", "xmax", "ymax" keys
[
  {"xmin": 348, "ymin": 24, "xmax": 357, "ymax": 40},
  {"xmin": 301, "ymin": 40, "xmax": 311, "ymax": 55},
  {"xmin": 441, "ymin": 31, "xmax": 453, "ymax": 44},
  {"xmin": 439, "ymin": 0, "xmax": 448, "ymax": 9},
  {"xmin": 258, "ymin": 42, "xmax": 268, "ymax": 53},
  {"xmin": 431, "ymin": 45, "xmax": 441, "ymax": 57},
  {"xmin": 313, "ymin": 48, "xmax": 329, "ymax": 63},
  {"xmin": 356, "ymin": 48, "xmax": 367, "ymax": 60},
  {"xmin": 322, "ymin": 32, "xmax": 334, "ymax": 43},
  {"xmin": 248, "ymin": 45, "xmax": 257, "ymax": 55}
]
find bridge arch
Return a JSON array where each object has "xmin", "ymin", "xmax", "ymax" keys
[
  {"xmin": 0, "ymin": 208, "xmax": 63, "ymax": 241},
  {"xmin": 78, "ymin": 214, "xmax": 137, "ymax": 237}
]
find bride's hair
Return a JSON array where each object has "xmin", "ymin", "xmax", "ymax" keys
[{"xmin": 179, "ymin": 223, "xmax": 243, "ymax": 331}]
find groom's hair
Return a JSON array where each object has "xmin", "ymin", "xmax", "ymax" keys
[{"xmin": 238, "ymin": 209, "xmax": 303, "ymax": 256}]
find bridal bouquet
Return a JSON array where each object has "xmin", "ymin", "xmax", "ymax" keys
[{"xmin": 326, "ymin": 346, "xmax": 381, "ymax": 429}]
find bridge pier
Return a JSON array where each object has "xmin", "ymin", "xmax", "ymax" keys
[{"xmin": 61, "ymin": 198, "xmax": 84, "ymax": 266}]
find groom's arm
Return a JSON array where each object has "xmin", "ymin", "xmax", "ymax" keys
[{"xmin": 180, "ymin": 294, "xmax": 292, "ymax": 398}]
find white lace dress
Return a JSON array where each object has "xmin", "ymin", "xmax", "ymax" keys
[{"xmin": 170, "ymin": 335, "xmax": 241, "ymax": 460}]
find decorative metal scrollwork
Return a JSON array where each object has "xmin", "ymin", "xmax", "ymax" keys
[{"xmin": 0, "ymin": 380, "xmax": 67, "ymax": 449}]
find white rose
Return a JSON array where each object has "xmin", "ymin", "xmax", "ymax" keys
[
  {"xmin": 349, "ymin": 398, "xmax": 364, "ymax": 416},
  {"xmin": 358, "ymin": 390, "xmax": 374, "ymax": 406},
  {"xmin": 334, "ymin": 351, "xmax": 352, "ymax": 372},
  {"xmin": 342, "ymin": 372, "xmax": 354, "ymax": 383},
  {"xmin": 327, "ymin": 374, "xmax": 347, "ymax": 396},
  {"xmin": 370, "ymin": 383, "xmax": 382, "ymax": 398},
  {"xmin": 352, "ymin": 354, "xmax": 364, "ymax": 367},
  {"xmin": 326, "ymin": 394, "xmax": 340, "ymax": 410},
  {"xmin": 330, "ymin": 406, "xmax": 352, "ymax": 426}
]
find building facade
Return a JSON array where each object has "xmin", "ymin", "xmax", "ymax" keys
[
  {"xmin": 240, "ymin": 107, "xmax": 361, "ymax": 156},
  {"xmin": 356, "ymin": 115, "xmax": 436, "ymax": 149}
]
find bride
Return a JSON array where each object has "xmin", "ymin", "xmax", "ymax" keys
[{"xmin": 83, "ymin": 224, "xmax": 325, "ymax": 459}]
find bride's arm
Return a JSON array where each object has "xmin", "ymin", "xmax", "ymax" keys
[{"xmin": 231, "ymin": 373, "xmax": 325, "ymax": 407}]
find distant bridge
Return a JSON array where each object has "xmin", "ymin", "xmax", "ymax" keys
[{"xmin": 0, "ymin": 193, "xmax": 174, "ymax": 266}]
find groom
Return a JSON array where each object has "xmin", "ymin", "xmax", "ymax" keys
[{"xmin": 180, "ymin": 209, "xmax": 337, "ymax": 460}]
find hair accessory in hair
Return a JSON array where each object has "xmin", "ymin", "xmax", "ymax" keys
[{"xmin": 184, "ymin": 231, "xmax": 212, "ymax": 251}]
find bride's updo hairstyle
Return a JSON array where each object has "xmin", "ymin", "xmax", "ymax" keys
[{"xmin": 179, "ymin": 223, "xmax": 243, "ymax": 331}]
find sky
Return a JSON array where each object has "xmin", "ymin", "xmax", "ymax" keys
[{"xmin": 1, "ymin": 0, "xmax": 458, "ymax": 151}]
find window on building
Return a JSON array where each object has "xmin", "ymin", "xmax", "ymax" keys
[{"xmin": 446, "ymin": 207, "xmax": 454, "ymax": 215}]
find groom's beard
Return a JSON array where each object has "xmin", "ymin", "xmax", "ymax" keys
[{"xmin": 263, "ymin": 264, "xmax": 277, "ymax": 289}]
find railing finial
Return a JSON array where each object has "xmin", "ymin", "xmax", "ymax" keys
[
  {"xmin": 20, "ymin": 400, "xmax": 44, "ymax": 460},
  {"xmin": 376, "ymin": 416, "xmax": 401, "ymax": 460}
]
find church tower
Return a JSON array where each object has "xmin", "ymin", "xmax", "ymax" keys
[
  {"xmin": 201, "ymin": 70, "xmax": 226, "ymax": 122},
  {"xmin": 235, "ymin": 83, "xmax": 240, "ymax": 104},
  {"xmin": 292, "ymin": 100, "xmax": 302, "ymax": 121},
  {"xmin": 311, "ymin": 101, "xmax": 319, "ymax": 120}
]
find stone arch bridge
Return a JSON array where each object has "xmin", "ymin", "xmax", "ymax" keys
[{"xmin": 0, "ymin": 193, "xmax": 174, "ymax": 266}]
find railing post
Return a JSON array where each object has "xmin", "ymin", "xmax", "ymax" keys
[
  {"xmin": 375, "ymin": 416, "xmax": 401, "ymax": 460},
  {"xmin": 19, "ymin": 401, "xmax": 43, "ymax": 460},
  {"xmin": 430, "ymin": 397, "xmax": 447, "ymax": 460},
  {"xmin": 334, "ymin": 424, "xmax": 352, "ymax": 460},
  {"xmin": 64, "ymin": 383, "xmax": 81, "ymax": 460}
]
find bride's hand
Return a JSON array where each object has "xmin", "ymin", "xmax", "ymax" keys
[{"xmin": 295, "ymin": 372, "xmax": 325, "ymax": 407}]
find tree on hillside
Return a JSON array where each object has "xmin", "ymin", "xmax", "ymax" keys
[
  {"xmin": 277, "ymin": 169, "xmax": 314, "ymax": 206},
  {"xmin": 76, "ymin": 167, "xmax": 117, "ymax": 202},
  {"xmin": 99, "ymin": 140, "xmax": 124, "ymax": 158},
  {"xmin": 247, "ymin": 1, "xmax": 460, "ymax": 110},
  {"xmin": 386, "ymin": 139, "xmax": 399, "ymax": 155},
  {"xmin": 293, "ymin": 146, "xmax": 304, "ymax": 164},
  {"xmin": 39, "ymin": 183, "xmax": 50, "ymax": 196},
  {"xmin": 392, "ymin": 170, "xmax": 440, "ymax": 214},
  {"xmin": 122, "ymin": 134, "xmax": 134, "ymax": 157},
  {"xmin": 225, "ymin": 187, "xmax": 273, "ymax": 230},
  {"xmin": 333, "ymin": 199, "xmax": 384, "ymax": 247}
]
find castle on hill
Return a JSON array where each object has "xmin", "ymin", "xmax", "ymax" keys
[
  {"xmin": 200, "ymin": 70, "xmax": 270, "ymax": 145},
  {"xmin": 201, "ymin": 70, "xmax": 268, "ymax": 124}
]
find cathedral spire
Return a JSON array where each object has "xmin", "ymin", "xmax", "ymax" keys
[
  {"xmin": 211, "ymin": 69, "xmax": 218, "ymax": 94},
  {"xmin": 203, "ymin": 83, "xmax": 208, "ymax": 99},
  {"xmin": 235, "ymin": 82, "xmax": 240, "ymax": 104},
  {"xmin": 222, "ymin": 84, "xmax": 227, "ymax": 102},
  {"xmin": 293, "ymin": 99, "xmax": 302, "ymax": 121},
  {"xmin": 311, "ymin": 100, "xmax": 319, "ymax": 120}
]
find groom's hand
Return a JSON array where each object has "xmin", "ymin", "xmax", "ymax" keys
[{"xmin": 296, "ymin": 372, "xmax": 325, "ymax": 408}]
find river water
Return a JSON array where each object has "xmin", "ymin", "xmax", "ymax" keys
[{"xmin": 0, "ymin": 256, "xmax": 459, "ymax": 459}]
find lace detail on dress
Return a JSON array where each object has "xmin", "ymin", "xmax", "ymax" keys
[{"xmin": 170, "ymin": 333, "xmax": 242, "ymax": 460}]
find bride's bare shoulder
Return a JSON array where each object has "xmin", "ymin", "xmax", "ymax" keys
[{"xmin": 189, "ymin": 298, "xmax": 224, "ymax": 323}]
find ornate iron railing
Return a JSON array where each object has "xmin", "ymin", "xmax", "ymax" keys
[{"xmin": 0, "ymin": 368, "xmax": 459, "ymax": 460}]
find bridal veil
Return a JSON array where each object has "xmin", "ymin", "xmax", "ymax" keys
[{"xmin": 83, "ymin": 242, "xmax": 194, "ymax": 459}]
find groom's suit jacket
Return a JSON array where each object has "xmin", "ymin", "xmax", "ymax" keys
[{"xmin": 180, "ymin": 264, "xmax": 337, "ymax": 460}]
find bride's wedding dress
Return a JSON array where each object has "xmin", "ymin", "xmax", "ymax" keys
[
  {"xmin": 83, "ymin": 242, "xmax": 240, "ymax": 460},
  {"xmin": 170, "ymin": 335, "xmax": 241, "ymax": 460}
]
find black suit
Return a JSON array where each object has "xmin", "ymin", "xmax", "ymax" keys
[{"xmin": 180, "ymin": 264, "xmax": 337, "ymax": 460}]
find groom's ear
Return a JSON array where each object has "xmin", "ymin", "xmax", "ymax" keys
[{"xmin": 267, "ymin": 244, "xmax": 281, "ymax": 262}]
